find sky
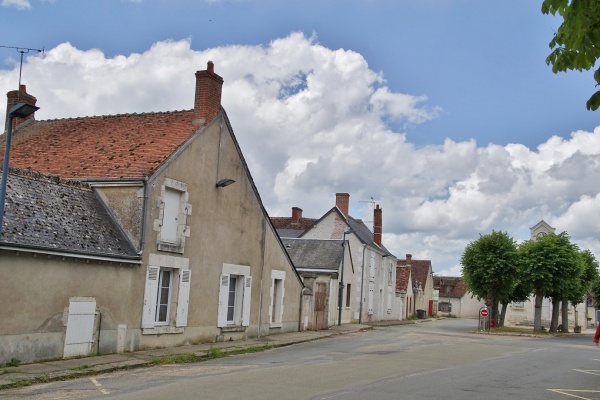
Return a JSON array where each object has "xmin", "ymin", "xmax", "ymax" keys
[{"xmin": 1, "ymin": 0, "xmax": 600, "ymax": 276}]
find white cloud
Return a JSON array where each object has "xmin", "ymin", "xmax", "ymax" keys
[
  {"xmin": 1, "ymin": 33, "xmax": 599, "ymax": 275},
  {"xmin": 1, "ymin": 0, "xmax": 31, "ymax": 10}
]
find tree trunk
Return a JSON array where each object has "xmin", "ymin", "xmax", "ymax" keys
[
  {"xmin": 492, "ymin": 300, "xmax": 499, "ymax": 328},
  {"xmin": 499, "ymin": 302, "xmax": 508, "ymax": 327},
  {"xmin": 561, "ymin": 300, "xmax": 569, "ymax": 333},
  {"xmin": 533, "ymin": 291, "xmax": 544, "ymax": 333},
  {"xmin": 550, "ymin": 298, "xmax": 560, "ymax": 332}
]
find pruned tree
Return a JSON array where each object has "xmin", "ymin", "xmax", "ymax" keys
[
  {"xmin": 461, "ymin": 231, "xmax": 520, "ymax": 327},
  {"xmin": 542, "ymin": 0, "xmax": 600, "ymax": 110},
  {"xmin": 519, "ymin": 232, "xmax": 582, "ymax": 333},
  {"xmin": 567, "ymin": 249, "xmax": 599, "ymax": 329}
]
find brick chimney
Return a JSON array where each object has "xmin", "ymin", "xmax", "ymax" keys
[
  {"xmin": 193, "ymin": 61, "xmax": 224, "ymax": 125},
  {"xmin": 373, "ymin": 204, "xmax": 382, "ymax": 246},
  {"xmin": 406, "ymin": 254, "xmax": 412, "ymax": 266},
  {"xmin": 291, "ymin": 207, "xmax": 303, "ymax": 224},
  {"xmin": 5, "ymin": 85, "xmax": 37, "ymax": 131},
  {"xmin": 335, "ymin": 193, "xmax": 350, "ymax": 219}
]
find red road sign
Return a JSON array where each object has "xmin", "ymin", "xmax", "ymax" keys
[{"xmin": 480, "ymin": 309, "xmax": 489, "ymax": 318}]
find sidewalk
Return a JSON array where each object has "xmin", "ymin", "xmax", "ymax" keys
[{"xmin": 0, "ymin": 324, "xmax": 372, "ymax": 390}]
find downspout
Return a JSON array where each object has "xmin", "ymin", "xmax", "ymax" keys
[
  {"xmin": 139, "ymin": 177, "xmax": 149, "ymax": 254},
  {"xmin": 358, "ymin": 244, "xmax": 367, "ymax": 324},
  {"xmin": 257, "ymin": 218, "xmax": 266, "ymax": 338}
]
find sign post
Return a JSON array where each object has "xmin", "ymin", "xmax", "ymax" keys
[{"xmin": 479, "ymin": 307, "xmax": 490, "ymax": 333}]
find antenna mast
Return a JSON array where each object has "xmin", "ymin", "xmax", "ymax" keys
[{"xmin": 0, "ymin": 45, "xmax": 44, "ymax": 98}]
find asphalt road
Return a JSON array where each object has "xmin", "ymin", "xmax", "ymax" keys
[{"xmin": 4, "ymin": 319, "xmax": 600, "ymax": 400}]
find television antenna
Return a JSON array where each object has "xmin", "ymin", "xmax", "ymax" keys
[
  {"xmin": 0, "ymin": 45, "xmax": 44, "ymax": 98},
  {"xmin": 359, "ymin": 197, "xmax": 378, "ymax": 226}
]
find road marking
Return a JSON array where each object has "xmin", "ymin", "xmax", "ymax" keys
[
  {"xmin": 573, "ymin": 369, "xmax": 600, "ymax": 376},
  {"xmin": 548, "ymin": 389, "xmax": 600, "ymax": 399},
  {"xmin": 90, "ymin": 377, "xmax": 110, "ymax": 395}
]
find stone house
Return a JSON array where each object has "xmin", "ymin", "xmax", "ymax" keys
[
  {"xmin": 299, "ymin": 193, "xmax": 399, "ymax": 323},
  {"xmin": 395, "ymin": 264, "xmax": 413, "ymax": 320},
  {"xmin": 281, "ymin": 238, "xmax": 353, "ymax": 330},
  {"xmin": 433, "ymin": 276, "xmax": 485, "ymax": 318},
  {"xmin": 0, "ymin": 62, "xmax": 305, "ymax": 364},
  {"xmin": 398, "ymin": 254, "xmax": 434, "ymax": 317}
]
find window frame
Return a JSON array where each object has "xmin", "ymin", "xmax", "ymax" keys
[
  {"xmin": 141, "ymin": 254, "xmax": 191, "ymax": 334},
  {"xmin": 218, "ymin": 264, "xmax": 252, "ymax": 328},
  {"xmin": 269, "ymin": 270, "xmax": 286, "ymax": 327}
]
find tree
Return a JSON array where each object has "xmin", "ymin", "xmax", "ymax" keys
[
  {"xmin": 567, "ymin": 249, "xmax": 599, "ymax": 328},
  {"xmin": 519, "ymin": 232, "xmax": 582, "ymax": 333},
  {"xmin": 542, "ymin": 0, "xmax": 600, "ymax": 110},
  {"xmin": 461, "ymin": 231, "xmax": 520, "ymax": 327}
]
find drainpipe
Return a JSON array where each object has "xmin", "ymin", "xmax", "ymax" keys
[
  {"xmin": 257, "ymin": 218, "xmax": 266, "ymax": 338},
  {"xmin": 358, "ymin": 244, "xmax": 367, "ymax": 324}
]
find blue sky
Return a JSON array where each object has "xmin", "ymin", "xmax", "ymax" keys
[{"xmin": 2, "ymin": 0, "xmax": 600, "ymax": 275}]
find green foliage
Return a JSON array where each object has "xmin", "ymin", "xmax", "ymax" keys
[
  {"xmin": 461, "ymin": 231, "xmax": 520, "ymax": 303},
  {"xmin": 1, "ymin": 358, "xmax": 21, "ymax": 368},
  {"xmin": 569, "ymin": 249, "xmax": 599, "ymax": 305},
  {"xmin": 519, "ymin": 232, "xmax": 583, "ymax": 299},
  {"xmin": 541, "ymin": 0, "xmax": 600, "ymax": 110}
]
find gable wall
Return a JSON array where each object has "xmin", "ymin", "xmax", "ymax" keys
[{"xmin": 138, "ymin": 114, "xmax": 302, "ymax": 347}]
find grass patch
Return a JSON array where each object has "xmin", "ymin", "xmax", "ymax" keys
[
  {"xmin": 151, "ymin": 345, "xmax": 275, "ymax": 365},
  {"xmin": 1, "ymin": 358, "xmax": 21, "ymax": 368},
  {"xmin": 70, "ymin": 365, "xmax": 91, "ymax": 371},
  {"xmin": 151, "ymin": 353, "xmax": 200, "ymax": 365}
]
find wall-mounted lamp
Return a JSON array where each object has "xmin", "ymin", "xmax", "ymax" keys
[
  {"xmin": 0, "ymin": 102, "xmax": 40, "ymax": 235},
  {"xmin": 215, "ymin": 178, "xmax": 235, "ymax": 188}
]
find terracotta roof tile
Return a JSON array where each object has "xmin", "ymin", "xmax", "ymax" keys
[
  {"xmin": 396, "ymin": 265, "xmax": 411, "ymax": 291},
  {"xmin": 398, "ymin": 258, "xmax": 431, "ymax": 289},
  {"xmin": 433, "ymin": 276, "xmax": 467, "ymax": 298},
  {"xmin": 1, "ymin": 110, "xmax": 198, "ymax": 179}
]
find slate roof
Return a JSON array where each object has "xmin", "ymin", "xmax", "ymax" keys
[
  {"xmin": 398, "ymin": 258, "xmax": 431, "ymax": 289},
  {"xmin": 433, "ymin": 276, "xmax": 467, "ymax": 299},
  {"xmin": 0, "ymin": 169, "xmax": 140, "ymax": 260},
  {"xmin": 347, "ymin": 216, "xmax": 393, "ymax": 255},
  {"xmin": 0, "ymin": 110, "xmax": 198, "ymax": 179},
  {"xmin": 300, "ymin": 206, "xmax": 394, "ymax": 257},
  {"xmin": 271, "ymin": 216, "xmax": 318, "ymax": 238},
  {"xmin": 281, "ymin": 238, "xmax": 344, "ymax": 271}
]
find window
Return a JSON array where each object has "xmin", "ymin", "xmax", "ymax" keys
[
  {"xmin": 388, "ymin": 263, "xmax": 393, "ymax": 285},
  {"xmin": 269, "ymin": 270, "xmax": 286, "ymax": 326},
  {"xmin": 439, "ymin": 302, "xmax": 452, "ymax": 312},
  {"xmin": 156, "ymin": 269, "xmax": 172, "ymax": 324},
  {"xmin": 369, "ymin": 254, "xmax": 375, "ymax": 281},
  {"xmin": 345, "ymin": 283, "xmax": 351, "ymax": 308},
  {"xmin": 218, "ymin": 264, "xmax": 252, "ymax": 328},
  {"xmin": 142, "ymin": 255, "xmax": 191, "ymax": 333},
  {"xmin": 155, "ymin": 178, "xmax": 191, "ymax": 253}
]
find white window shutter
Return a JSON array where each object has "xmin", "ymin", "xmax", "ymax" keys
[
  {"xmin": 368, "ymin": 282, "xmax": 374, "ymax": 314},
  {"xmin": 161, "ymin": 189, "xmax": 180, "ymax": 243},
  {"xmin": 142, "ymin": 266, "xmax": 159, "ymax": 328},
  {"xmin": 279, "ymin": 281, "xmax": 285, "ymax": 323},
  {"xmin": 370, "ymin": 255, "xmax": 375, "ymax": 280},
  {"xmin": 387, "ymin": 290, "xmax": 392, "ymax": 313},
  {"xmin": 217, "ymin": 274, "xmax": 230, "ymax": 327},
  {"xmin": 268, "ymin": 279, "xmax": 275, "ymax": 323},
  {"xmin": 175, "ymin": 269, "xmax": 191, "ymax": 327},
  {"xmin": 242, "ymin": 276, "xmax": 252, "ymax": 327}
]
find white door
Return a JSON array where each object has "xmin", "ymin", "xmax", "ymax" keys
[{"xmin": 63, "ymin": 297, "xmax": 96, "ymax": 358}]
